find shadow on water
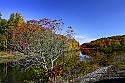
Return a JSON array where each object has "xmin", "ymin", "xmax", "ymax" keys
[
  {"xmin": 0, "ymin": 62, "xmax": 35, "ymax": 83},
  {"xmin": 95, "ymin": 78, "xmax": 125, "ymax": 83},
  {"xmin": 79, "ymin": 52, "xmax": 93, "ymax": 62},
  {"xmin": 0, "ymin": 63, "xmax": 21, "ymax": 83},
  {"xmin": 0, "ymin": 51, "xmax": 81, "ymax": 83},
  {"xmin": 2, "ymin": 51, "xmax": 122, "ymax": 83}
]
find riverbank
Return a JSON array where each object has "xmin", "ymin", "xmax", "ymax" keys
[{"xmin": 0, "ymin": 51, "xmax": 27, "ymax": 63}]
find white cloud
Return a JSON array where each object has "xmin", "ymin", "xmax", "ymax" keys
[
  {"xmin": 78, "ymin": 38, "xmax": 96, "ymax": 45},
  {"xmin": 73, "ymin": 35, "xmax": 97, "ymax": 45},
  {"xmin": 73, "ymin": 35, "xmax": 86, "ymax": 39}
]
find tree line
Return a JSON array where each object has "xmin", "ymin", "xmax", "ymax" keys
[{"xmin": 80, "ymin": 35, "xmax": 125, "ymax": 66}]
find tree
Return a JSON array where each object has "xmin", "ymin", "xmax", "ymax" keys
[
  {"xmin": 7, "ymin": 13, "xmax": 15, "ymax": 26},
  {"xmin": 0, "ymin": 13, "xmax": 8, "ymax": 51},
  {"xmin": 0, "ymin": 12, "xmax": 2, "ymax": 19},
  {"xmin": 8, "ymin": 17, "xmax": 75, "ymax": 81},
  {"xmin": 8, "ymin": 13, "xmax": 24, "ymax": 27},
  {"xmin": 111, "ymin": 40, "xmax": 121, "ymax": 51}
]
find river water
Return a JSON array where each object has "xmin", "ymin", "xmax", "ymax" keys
[
  {"xmin": 0, "ymin": 51, "xmax": 95, "ymax": 82},
  {"xmin": 0, "ymin": 51, "xmax": 79, "ymax": 82}
]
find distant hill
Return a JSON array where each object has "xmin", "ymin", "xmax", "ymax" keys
[{"xmin": 80, "ymin": 35, "xmax": 125, "ymax": 65}]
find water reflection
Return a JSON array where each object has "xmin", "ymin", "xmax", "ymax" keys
[
  {"xmin": 0, "ymin": 50, "xmax": 92, "ymax": 82},
  {"xmin": 79, "ymin": 52, "xmax": 93, "ymax": 62},
  {"xmin": 0, "ymin": 51, "xmax": 81, "ymax": 82},
  {"xmin": 79, "ymin": 52, "xmax": 86, "ymax": 61},
  {"xmin": 0, "ymin": 62, "xmax": 36, "ymax": 83}
]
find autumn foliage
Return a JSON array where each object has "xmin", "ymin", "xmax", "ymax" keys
[
  {"xmin": 80, "ymin": 35, "xmax": 125, "ymax": 66},
  {"xmin": 0, "ymin": 12, "xmax": 80, "ymax": 82}
]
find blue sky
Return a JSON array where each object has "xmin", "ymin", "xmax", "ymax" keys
[{"xmin": 0, "ymin": 0, "xmax": 125, "ymax": 44}]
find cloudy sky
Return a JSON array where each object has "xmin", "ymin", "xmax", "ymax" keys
[{"xmin": 0, "ymin": 0, "xmax": 125, "ymax": 44}]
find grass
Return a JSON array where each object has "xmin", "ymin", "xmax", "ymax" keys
[{"xmin": 0, "ymin": 51, "xmax": 27, "ymax": 63}]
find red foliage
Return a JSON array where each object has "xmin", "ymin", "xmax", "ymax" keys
[
  {"xmin": 22, "ymin": 22, "xmax": 26, "ymax": 26},
  {"xmin": 96, "ymin": 52, "xmax": 100, "ymax": 57},
  {"xmin": 12, "ymin": 38, "xmax": 16, "ymax": 41},
  {"xmin": 19, "ymin": 28, "xmax": 24, "ymax": 33},
  {"xmin": 106, "ymin": 40, "xmax": 110, "ymax": 45},
  {"xmin": 12, "ymin": 30, "xmax": 15, "ymax": 35},
  {"xmin": 99, "ymin": 43, "xmax": 102, "ymax": 47}
]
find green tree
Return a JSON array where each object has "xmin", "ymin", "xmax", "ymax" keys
[
  {"xmin": 0, "ymin": 13, "xmax": 8, "ymax": 51},
  {"xmin": 8, "ymin": 13, "xmax": 24, "ymax": 27},
  {"xmin": 111, "ymin": 40, "xmax": 121, "ymax": 51},
  {"xmin": 7, "ymin": 13, "xmax": 15, "ymax": 26},
  {"xmin": 15, "ymin": 13, "xmax": 24, "ymax": 26}
]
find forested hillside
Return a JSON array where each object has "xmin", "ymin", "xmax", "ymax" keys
[{"xmin": 80, "ymin": 35, "xmax": 125, "ymax": 65}]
